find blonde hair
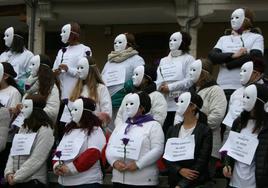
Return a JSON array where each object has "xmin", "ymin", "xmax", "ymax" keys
[{"xmin": 70, "ymin": 57, "xmax": 104, "ymax": 102}]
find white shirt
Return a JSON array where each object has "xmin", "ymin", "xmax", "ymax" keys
[
  {"xmin": 230, "ymin": 120, "xmax": 258, "ymax": 188},
  {"xmin": 178, "ymin": 125, "xmax": 195, "ymax": 138},
  {"xmin": 0, "ymin": 49, "xmax": 34, "ymax": 80},
  {"xmin": 0, "ymin": 85, "xmax": 21, "ymax": 108},
  {"xmin": 156, "ymin": 53, "xmax": 194, "ymax": 111},
  {"xmin": 53, "ymin": 44, "xmax": 91, "ymax": 99},
  {"xmin": 214, "ymin": 31, "xmax": 264, "ymax": 90}
]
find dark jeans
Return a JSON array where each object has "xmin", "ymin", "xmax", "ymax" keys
[
  {"xmin": 162, "ymin": 111, "xmax": 176, "ymax": 135},
  {"xmin": 113, "ymin": 183, "xmax": 156, "ymax": 188},
  {"xmin": 0, "ymin": 142, "xmax": 12, "ymax": 179},
  {"xmin": 59, "ymin": 183, "xmax": 100, "ymax": 188}
]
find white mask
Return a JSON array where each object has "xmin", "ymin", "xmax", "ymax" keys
[
  {"xmin": 4, "ymin": 27, "xmax": 14, "ymax": 47},
  {"xmin": 0, "ymin": 63, "xmax": 3, "ymax": 82},
  {"xmin": 60, "ymin": 24, "xmax": 71, "ymax": 44},
  {"xmin": 176, "ymin": 92, "xmax": 191, "ymax": 115},
  {"xmin": 243, "ymin": 84, "xmax": 257, "ymax": 112},
  {"xmin": 70, "ymin": 99, "xmax": 84, "ymax": 124},
  {"xmin": 231, "ymin": 8, "xmax": 245, "ymax": 31},
  {"xmin": 240, "ymin": 61, "xmax": 253, "ymax": 85},
  {"xmin": 28, "ymin": 55, "xmax": 41, "ymax": 77},
  {"xmin": 169, "ymin": 32, "xmax": 182, "ymax": 51},
  {"xmin": 264, "ymin": 102, "xmax": 268, "ymax": 113},
  {"xmin": 132, "ymin": 66, "xmax": 145, "ymax": 87},
  {"xmin": 21, "ymin": 99, "xmax": 33, "ymax": 119},
  {"xmin": 114, "ymin": 34, "xmax": 127, "ymax": 52},
  {"xmin": 77, "ymin": 57, "xmax": 89, "ymax": 80},
  {"xmin": 189, "ymin": 59, "xmax": 202, "ymax": 83},
  {"xmin": 125, "ymin": 93, "xmax": 140, "ymax": 118}
]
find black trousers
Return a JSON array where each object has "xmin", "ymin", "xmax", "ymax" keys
[
  {"xmin": 8, "ymin": 179, "xmax": 46, "ymax": 188},
  {"xmin": 113, "ymin": 183, "xmax": 156, "ymax": 188},
  {"xmin": 162, "ymin": 111, "xmax": 176, "ymax": 135}
]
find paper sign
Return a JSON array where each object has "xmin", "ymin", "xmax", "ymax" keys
[
  {"xmin": 11, "ymin": 113, "xmax": 25, "ymax": 128},
  {"xmin": 163, "ymin": 135, "xmax": 195, "ymax": 162},
  {"xmin": 53, "ymin": 129, "xmax": 86, "ymax": 161},
  {"xmin": 109, "ymin": 134, "xmax": 143, "ymax": 160},
  {"xmin": 159, "ymin": 63, "xmax": 179, "ymax": 82},
  {"xmin": 220, "ymin": 131, "xmax": 259, "ymax": 165},
  {"xmin": 102, "ymin": 68, "xmax": 126, "ymax": 87},
  {"xmin": 10, "ymin": 133, "xmax": 37, "ymax": 156}
]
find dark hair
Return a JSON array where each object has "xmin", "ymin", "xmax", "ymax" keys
[
  {"xmin": 65, "ymin": 97, "xmax": 102, "ymax": 136},
  {"xmin": 23, "ymin": 95, "xmax": 52, "ymax": 132},
  {"xmin": 1, "ymin": 62, "xmax": 21, "ymax": 93},
  {"xmin": 190, "ymin": 91, "xmax": 207, "ymax": 124},
  {"xmin": 137, "ymin": 91, "xmax": 151, "ymax": 114},
  {"xmin": 37, "ymin": 55, "xmax": 61, "ymax": 100},
  {"xmin": 240, "ymin": 84, "xmax": 268, "ymax": 133},
  {"xmin": 179, "ymin": 31, "xmax": 191, "ymax": 53},
  {"xmin": 242, "ymin": 8, "xmax": 254, "ymax": 29},
  {"xmin": 10, "ymin": 33, "xmax": 25, "ymax": 53},
  {"xmin": 125, "ymin": 33, "xmax": 138, "ymax": 49},
  {"xmin": 68, "ymin": 22, "xmax": 80, "ymax": 43}
]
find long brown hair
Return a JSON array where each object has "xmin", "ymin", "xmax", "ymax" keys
[{"xmin": 70, "ymin": 57, "xmax": 104, "ymax": 102}]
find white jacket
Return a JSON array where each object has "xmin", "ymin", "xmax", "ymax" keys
[
  {"xmin": 198, "ymin": 84, "xmax": 227, "ymax": 158},
  {"xmin": 106, "ymin": 120, "xmax": 164, "ymax": 186},
  {"xmin": 115, "ymin": 91, "xmax": 167, "ymax": 126},
  {"xmin": 0, "ymin": 108, "xmax": 11, "ymax": 152}
]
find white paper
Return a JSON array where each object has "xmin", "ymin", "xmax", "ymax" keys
[
  {"xmin": 102, "ymin": 68, "xmax": 126, "ymax": 87},
  {"xmin": 110, "ymin": 134, "xmax": 143, "ymax": 160},
  {"xmin": 219, "ymin": 131, "xmax": 259, "ymax": 165},
  {"xmin": 163, "ymin": 135, "xmax": 195, "ymax": 162},
  {"xmin": 10, "ymin": 133, "xmax": 37, "ymax": 156},
  {"xmin": 60, "ymin": 102, "xmax": 73, "ymax": 123},
  {"xmin": 53, "ymin": 129, "xmax": 86, "ymax": 161},
  {"xmin": 0, "ymin": 94, "xmax": 10, "ymax": 107},
  {"xmin": 159, "ymin": 63, "xmax": 179, "ymax": 82},
  {"xmin": 11, "ymin": 113, "xmax": 25, "ymax": 128}
]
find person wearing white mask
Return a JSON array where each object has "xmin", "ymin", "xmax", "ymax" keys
[
  {"xmin": 22, "ymin": 55, "xmax": 61, "ymax": 124},
  {"xmin": 0, "ymin": 27, "xmax": 34, "ymax": 91},
  {"xmin": 208, "ymin": 8, "xmax": 264, "ymax": 102},
  {"xmin": 222, "ymin": 59, "xmax": 264, "ymax": 141},
  {"xmin": 222, "ymin": 84, "xmax": 268, "ymax": 188},
  {"xmin": 156, "ymin": 31, "xmax": 195, "ymax": 134},
  {"xmin": 69, "ymin": 57, "xmax": 112, "ymax": 127},
  {"xmin": 53, "ymin": 22, "xmax": 92, "ymax": 100},
  {"xmin": 53, "ymin": 97, "xmax": 106, "ymax": 188},
  {"xmin": 102, "ymin": 33, "xmax": 145, "ymax": 131},
  {"xmin": 188, "ymin": 59, "xmax": 227, "ymax": 179},
  {"xmin": 115, "ymin": 64, "xmax": 167, "ymax": 126},
  {"xmin": 165, "ymin": 92, "xmax": 212, "ymax": 188},
  {"xmin": 106, "ymin": 91, "xmax": 164, "ymax": 188},
  {"xmin": 4, "ymin": 95, "xmax": 54, "ymax": 187}
]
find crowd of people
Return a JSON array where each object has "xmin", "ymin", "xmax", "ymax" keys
[{"xmin": 0, "ymin": 7, "xmax": 267, "ymax": 188}]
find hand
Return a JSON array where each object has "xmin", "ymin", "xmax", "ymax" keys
[
  {"xmin": 179, "ymin": 168, "xmax": 199, "ymax": 180},
  {"xmin": 113, "ymin": 160, "xmax": 127, "ymax": 172},
  {"xmin": 54, "ymin": 164, "xmax": 65, "ymax": 176},
  {"xmin": 232, "ymin": 48, "xmax": 247, "ymax": 58},
  {"xmin": 9, "ymin": 103, "xmax": 23, "ymax": 116},
  {"xmin": 159, "ymin": 83, "xmax": 169, "ymax": 94},
  {"xmin": 7, "ymin": 174, "xmax": 15, "ymax": 185},
  {"xmin": 53, "ymin": 68, "xmax": 62, "ymax": 76},
  {"xmin": 175, "ymin": 186, "xmax": 181, "ymax": 188},
  {"xmin": 223, "ymin": 166, "xmax": 232, "ymax": 178},
  {"xmin": 58, "ymin": 64, "xmax": 69, "ymax": 72},
  {"xmin": 58, "ymin": 164, "xmax": 70, "ymax": 175},
  {"xmin": 126, "ymin": 161, "xmax": 138, "ymax": 172},
  {"xmin": 96, "ymin": 112, "xmax": 111, "ymax": 124}
]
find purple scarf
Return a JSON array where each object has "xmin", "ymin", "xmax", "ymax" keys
[{"xmin": 124, "ymin": 114, "xmax": 155, "ymax": 135}]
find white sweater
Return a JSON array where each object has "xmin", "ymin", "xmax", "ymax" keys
[
  {"xmin": 106, "ymin": 120, "xmax": 164, "ymax": 186},
  {"xmin": 0, "ymin": 49, "xmax": 33, "ymax": 80},
  {"xmin": 102, "ymin": 54, "xmax": 144, "ymax": 96},
  {"xmin": 0, "ymin": 86, "xmax": 21, "ymax": 108},
  {"xmin": 53, "ymin": 44, "xmax": 91, "ymax": 99},
  {"xmin": 115, "ymin": 91, "xmax": 167, "ymax": 126},
  {"xmin": 156, "ymin": 53, "xmax": 194, "ymax": 111}
]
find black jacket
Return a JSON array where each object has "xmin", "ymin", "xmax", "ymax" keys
[
  {"xmin": 224, "ymin": 118, "xmax": 268, "ymax": 188},
  {"xmin": 165, "ymin": 122, "xmax": 212, "ymax": 188}
]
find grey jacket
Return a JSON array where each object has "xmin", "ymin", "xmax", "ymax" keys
[
  {"xmin": 4, "ymin": 126, "xmax": 54, "ymax": 184},
  {"xmin": 0, "ymin": 107, "xmax": 11, "ymax": 152}
]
